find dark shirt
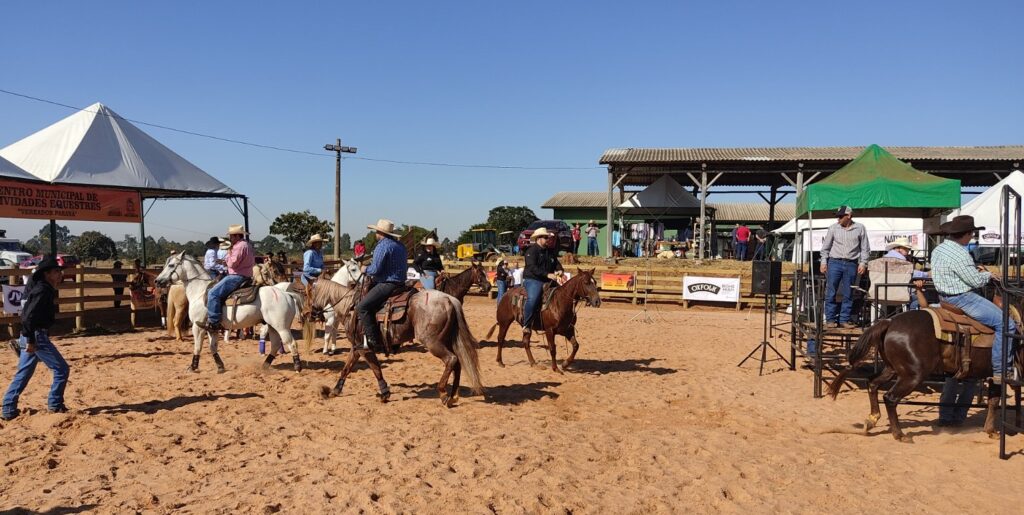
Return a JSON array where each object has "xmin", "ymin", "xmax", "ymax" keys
[
  {"xmin": 21, "ymin": 276, "xmax": 58, "ymax": 340},
  {"xmin": 524, "ymin": 243, "xmax": 563, "ymax": 282},
  {"xmin": 413, "ymin": 250, "xmax": 444, "ymax": 273},
  {"xmin": 495, "ymin": 263, "xmax": 510, "ymax": 282}
]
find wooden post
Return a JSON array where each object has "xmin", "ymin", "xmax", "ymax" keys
[
  {"xmin": 735, "ymin": 274, "xmax": 742, "ymax": 311},
  {"xmin": 75, "ymin": 265, "xmax": 84, "ymax": 331},
  {"xmin": 682, "ymin": 273, "xmax": 689, "ymax": 309}
]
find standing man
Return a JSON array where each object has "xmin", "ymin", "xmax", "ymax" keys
[
  {"xmin": 820, "ymin": 206, "xmax": 869, "ymax": 329},
  {"xmin": 752, "ymin": 229, "xmax": 768, "ymax": 261},
  {"xmin": 735, "ymin": 224, "xmax": 751, "ymax": 261},
  {"xmin": 302, "ymin": 234, "xmax": 325, "ymax": 287},
  {"xmin": 356, "ymin": 219, "xmax": 408, "ymax": 352},
  {"xmin": 2, "ymin": 256, "xmax": 70, "ymax": 420},
  {"xmin": 205, "ymin": 225, "xmax": 255, "ymax": 332},
  {"xmin": 571, "ymin": 223, "xmax": 582, "ymax": 256},
  {"xmin": 494, "ymin": 257, "xmax": 510, "ymax": 304},
  {"xmin": 111, "ymin": 260, "xmax": 127, "ymax": 308},
  {"xmin": 353, "ymin": 240, "xmax": 366, "ymax": 260},
  {"xmin": 586, "ymin": 220, "xmax": 599, "ymax": 257}
]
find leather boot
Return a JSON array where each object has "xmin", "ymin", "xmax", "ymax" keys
[
  {"xmin": 292, "ymin": 354, "xmax": 302, "ymax": 373},
  {"xmin": 188, "ymin": 354, "xmax": 199, "ymax": 373},
  {"xmin": 212, "ymin": 353, "xmax": 226, "ymax": 374}
]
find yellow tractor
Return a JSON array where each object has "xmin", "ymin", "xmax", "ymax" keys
[{"xmin": 457, "ymin": 228, "xmax": 499, "ymax": 261}]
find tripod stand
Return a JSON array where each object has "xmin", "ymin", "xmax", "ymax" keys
[{"xmin": 738, "ymin": 292, "xmax": 791, "ymax": 375}]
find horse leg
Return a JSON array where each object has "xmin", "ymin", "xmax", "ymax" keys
[
  {"xmin": 545, "ymin": 331, "xmax": 561, "ymax": 374},
  {"xmin": 436, "ymin": 350, "xmax": 458, "ymax": 407},
  {"xmin": 495, "ymin": 321, "xmax": 510, "ymax": 367},
  {"xmin": 865, "ymin": 368, "xmax": 895, "ymax": 433},
  {"xmin": 361, "ymin": 350, "xmax": 391, "ymax": 403},
  {"xmin": 522, "ymin": 329, "xmax": 538, "ymax": 367},
  {"xmin": 450, "ymin": 361, "xmax": 462, "ymax": 403},
  {"xmin": 882, "ymin": 372, "xmax": 925, "ymax": 443},
  {"xmin": 564, "ymin": 335, "xmax": 581, "ymax": 370},
  {"xmin": 262, "ymin": 328, "xmax": 283, "ymax": 369},
  {"xmin": 276, "ymin": 322, "xmax": 302, "ymax": 373},
  {"xmin": 188, "ymin": 322, "xmax": 203, "ymax": 372},
  {"xmin": 321, "ymin": 346, "xmax": 363, "ymax": 399},
  {"xmin": 323, "ymin": 311, "xmax": 336, "ymax": 356}
]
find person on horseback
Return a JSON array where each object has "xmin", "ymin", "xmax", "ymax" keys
[
  {"xmin": 931, "ymin": 215, "xmax": 1016, "ymax": 383},
  {"xmin": 203, "ymin": 236, "xmax": 227, "ymax": 279},
  {"xmin": 206, "ymin": 224, "xmax": 255, "ymax": 332},
  {"xmin": 495, "ymin": 257, "xmax": 510, "ymax": 304},
  {"xmin": 302, "ymin": 234, "xmax": 325, "ymax": 287},
  {"xmin": 356, "ymin": 219, "xmax": 408, "ymax": 352},
  {"xmin": 522, "ymin": 227, "xmax": 564, "ymax": 335},
  {"xmin": 413, "ymin": 237, "xmax": 444, "ymax": 290}
]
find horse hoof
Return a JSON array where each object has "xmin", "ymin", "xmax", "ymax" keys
[
  {"xmin": 988, "ymin": 432, "xmax": 1000, "ymax": 440},
  {"xmin": 899, "ymin": 435, "xmax": 914, "ymax": 444},
  {"xmin": 496, "ymin": 361, "xmax": 505, "ymax": 368},
  {"xmin": 377, "ymin": 392, "xmax": 390, "ymax": 403},
  {"xmin": 442, "ymin": 395, "xmax": 454, "ymax": 408}
]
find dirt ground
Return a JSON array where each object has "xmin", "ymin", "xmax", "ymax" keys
[{"xmin": 1, "ymin": 296, "xmax": 1022, "ymax": 513}]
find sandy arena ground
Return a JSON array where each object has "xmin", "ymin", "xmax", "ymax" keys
[{"xmin": 1, "ymin": 296, "xmax": 1023, "ymax": 513}]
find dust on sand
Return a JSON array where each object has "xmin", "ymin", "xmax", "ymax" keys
[{"xmin": 1, "ymin": 297, "xmax": 1022, "ymax": 513}]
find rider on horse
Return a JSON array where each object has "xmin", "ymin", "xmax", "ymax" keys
[
  {"xmin": 302, "ymin": 233, "xmax": 325, "ymax": 287},
  {"xmin": 203, "ymin": 236, "xmax": 228, "ymax": 279},
  {"xmin": 356, "ymin": 219, "xmax": 408, "ymax": 352},
  {"xmin": 206, "ymin": 224, "xmax": 255, "ymax": 332},
  {"xmin": 413, "ymin": 237, "xmax": 444, "ymax": 290},
  {"xmin": 931, "ymin": 215, "xmax": 1017, "ymax": 383},
  {"xmin": 522, "ymin": 227, "xmax": 564, "ymax": 336}
]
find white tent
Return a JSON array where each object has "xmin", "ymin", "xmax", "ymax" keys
[
  {"xmin": 0, "ymin": 155, "xmax": 40, "ymax": 182},
  {"xmin": 0, "ymin": 103, "xmax": 238, "ymax": 197},
  {"xmin": 775, "ymin": 216, "xmax": 926, "ymax": 261},
  {"xmin": 774, "ymin": 216, "xmax": 923, "ymax": 234},
  {"xmin": 618, "ymin": 175, "xmax": 700, "ymax": 215},
  {"xmin": 938, "ymin": 170, "xmax": 1024, "ymax": 247}
]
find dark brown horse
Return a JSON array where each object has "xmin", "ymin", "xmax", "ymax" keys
[
  {"xmin": 485, "ymin": 269, "xmax": 601, "ymax": 373},
  {"xmin": 435, "ymin": 262, "xmax": 491, "ymax": 302},
  {"xmin": 828, "ymin": 305, "xmax": 1023, "ymax": 442}
]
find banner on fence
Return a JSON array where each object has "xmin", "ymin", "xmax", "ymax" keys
[
  {"xmin": 682, "ymin": 276, "xmax": 740, "ymax": 303},
  {"xmin": 486, "ymin": 271, "xmax": 497, "ymax": 285},
  {"xmin": 0, "ymin": 179, "xmax": 142, "ymax": 223},
  {"xmin": 803, "ymin": 230, "xmax": 926, "ymax": 252},
  {"xmin": 2, "ymin": 284, "xmax": 25, "ymax": 314},
  {"xmin": 601, "ymin": 272, "xmax": 635, "ymax": 291}
]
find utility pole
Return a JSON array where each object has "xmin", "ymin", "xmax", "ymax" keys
[{"xmin": 324, "ymin": 139, "xmax": 357, "ymax": 259}]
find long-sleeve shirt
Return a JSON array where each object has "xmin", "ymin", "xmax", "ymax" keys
[
  {"xmin": 21, "ymin": 276, "xmax": 57, "ymax": 339},
  {"xmin": 495, "ymin": 263, "xmax": 510, "ymax": 283},
  {"xmin": 366, "ymin": 237, "xmax": 408, "ymax": 284},
  {"xmin": 204, "ymin": 249, "xmax": 227, "ymax": 275},
  {"xmin": 820, "ymin": 222, "xmax": 870, "ymax": 265},
  {"xmin": 930, "ymin": 240, "xmax": 991, "ymax": 296},
  {"xmin": 413, "ymin": 250, "xmax": 444, "ymax": 273},
  {"xmin": 523, "ymin": 243, "xmax": 563, "ymax": 282},
  {"xmin": 882, "ymin": 250, "xmax": 929, "ymax": 279},
  {"xmin": 227, "ymin": 240, "xmax": 255, "ymax": 277},
  {"xmin": 303, "ymin": 249, "xmax": 324, "ymax": 278}
]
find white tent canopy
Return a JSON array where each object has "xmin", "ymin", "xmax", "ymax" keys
[
  {"xmin": 938, "ymin": 170, "xmax": 1024, "ymax": 247},
  {"xmin": 0, "ymin": 155, "xmax": 40, "ymax": 182},
  {"xmin": 0, "ymin": 103, "xmax": 238, "ymax": 197},
  {"xmin": 774, "ymin": 216, "xmax": 923, "ymax": 234},
  {"xmin": 618, "ymin": 175, "xmax": 700, "ymax": 215}
]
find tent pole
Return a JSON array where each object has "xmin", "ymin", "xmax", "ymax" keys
[
  {"xmin": 140, "ymin": 212, "xmax": 147, "ymax": 265},
  {"xmin": 49, "ymin": 219, "xmax": 58, "ymax": 256},
  {"xmin": 699, "ymin": 166, "xmax": 708, "ymax": 260},
  {"xmin": 768, "ymin": 185, "xmax": 778, "ymax": 231},
  {"xmin": 606, "ymin": 168, "xmax": 613, "ymax": 257}
]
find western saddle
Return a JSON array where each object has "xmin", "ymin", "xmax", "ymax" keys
[{"xmin": 922, "ymin": 301, "xmax": 1000, "ymax": 379}]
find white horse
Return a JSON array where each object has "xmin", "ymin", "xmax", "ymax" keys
[
  {"xmin": 154, "ymin": 251, "xmax": 305, "ymax": 373},
  {"xmin": 320, "ymin": 258, "xmax": 363, "ymax": 355}
]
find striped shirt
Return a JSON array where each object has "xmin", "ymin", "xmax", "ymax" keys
[
  {"xmin": 366, "ymin": 237, "xmax": 408, "ymax": 284},
  {"xmin": 820, "ymin": 222, "xmax": 870, "ymax": 264},
  {"xmin": 930, "ymin": 240, "xmax": 990, "ymax": 296}
]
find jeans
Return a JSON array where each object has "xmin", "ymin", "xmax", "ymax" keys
[
  {"xmin": 824, "ymin": 259, "xmax": 859, "ymax": 324},
  {"xmin": 301, "ymin": 273, "xmax": 320, "ymax": 287},
  {"xmin": 753, "ymin": 242, "xmax": 766, "ymax": 261},
  {"xmin": 939, "ymin": 377, "xmax": 978, "ymax": 423},
  {"xmin": 207, "ymin": 274, "xmax": 248, "ymax": 324},
  {"xmin": 587, "ymin": 237, "xmax": 598, "ymax": 256},
  {"xmin": 735, "ymin": 242, "xmax": 748, "ymax": 261},
  {"xmin": 522, "ymin": 278, "xmax": 545, "ymax": 329},
  {"xmin": 113, "ymin": 287, "xmax": 124, "ymax": 308},
  {"xmin": 356, "ymin": 282, "xmax": 402, "ymax": 347},
  {"xmin": 421, "ymin": 270, "xmax": 438, "ymax": 290},
  {"xmin": 496, "ymin": 280, "xmax": 507, "ymax": 304},
  {"xmin": 941, "ymin": 291, "xmax": 1016, "ymax": 375},
  {"xmin": 3, "ymin": 331, "xmax": 70, "ymax": 416}
]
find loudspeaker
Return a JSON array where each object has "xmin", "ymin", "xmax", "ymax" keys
[{"xmin": 751, "ymin": 260, "xmax": 782, "ymax": 295}]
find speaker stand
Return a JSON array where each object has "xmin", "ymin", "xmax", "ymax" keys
[{"xmin": 738, "ymin": 293, "xmax": 791, "ymax": 375}]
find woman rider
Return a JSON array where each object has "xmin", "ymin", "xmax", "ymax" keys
[
  {"xmin": 413, "ymin": 237, "xmax": 444, "ymax": 290},
  {"xmin": 522, "ymin": 227, "xmax": 564, "ymax": 337},
  {"xmin": 302, "ymin": 234, "xmax": 325, "ymax": 287}
]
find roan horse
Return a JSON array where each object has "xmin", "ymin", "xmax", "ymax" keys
[
  {"xmin": 304, "ymin": 278, "xmax": 483, "ymax": 407},
  {"xmin": 828, "ymin": 285, "xmax": 1023, "ymax": 442},
  {"xmin": 435, "ymin": 262, "xmax": 491, "ymax": 302},
  {"xmin": 485, "ymin": 269, "xmax": 601, "ymax": 373},
  {"xmin": 154, "ymin": 252, "xmax": 305, "ymax": 373}
]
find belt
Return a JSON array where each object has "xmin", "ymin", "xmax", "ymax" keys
[{"xmin": 828, "ymin": 257, "xmax": 857, "ymax": 263}]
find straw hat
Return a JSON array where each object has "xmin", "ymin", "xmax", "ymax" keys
[
  {"xmin": 307, "ymin": 234, "xmax": 324, "ymax": 246},
  {"xmin": 219, "ymin": 240, "xmax": 232, "ymax": 250},
  {"xmin": 367, "ymin": 219, "xmax": 401, "ymax": 238},
  {"xmin": 227, "ymin": 224, "xmax": 248, "ymax": 236},
  {"xmin": 531, "ymin": 227, "xmax": 552, "ymax": 240},
  {"xmin": 885, "ymin": 237, "xmax": 912, "ymax": 251},
  {"xmin": 422, "ymin": 237, "xmax": 438, "ymax": 247}
]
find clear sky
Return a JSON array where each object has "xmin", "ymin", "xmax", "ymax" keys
[{"xmin": 1, "ymin": 0, "xmax": 1021, "ymax": 244}]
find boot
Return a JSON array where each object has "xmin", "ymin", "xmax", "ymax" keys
[
  {"xmin": 292, "ymin": 354, "xmax": 302, "ymax": 373},
  {"xmin": 262, "ymin": 354, "xmax": 275, "ymax": 369},
  {"xmin": 188, "ymin": 354, "xmax": 199, "ymax": 373},
  {"xmin": 212, "ymin": 353, "xmax": 226, "ymax": 374}
]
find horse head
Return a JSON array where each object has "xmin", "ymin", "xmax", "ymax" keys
[
  {"xmin": 331, "ymin": 258, "xmax": 363, "ymax": 287},
  {"xmin": 471, "ymin": 261, "xmax": 492, "ymax": 293},
  {"xmin": 155, "ymin": 252, "xmax": 209, "ymax": 287},
  {"xmin": 572, "ymin": 268, "xmax": 601, "ymax": 308}
]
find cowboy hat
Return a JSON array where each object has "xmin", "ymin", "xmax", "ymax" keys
[
  {"xmin": 227, "ymin": 224, "xmax": 248, "ymax": 236},
  {"xmin": 206, "ymin": 236, "xmax": 222, "ymax": 246},
  {"xmin": 307, "ymin": 234, "xmax": 324, "ymax": 246},
  {"xmin": 531, "ymin": 227, "xmax": 552, "ymax": 240},
  {"xmin": 939, "ymin": 215, "xmax": 985, "ymax": 235},
  {"xmin": 366, "ymin": 219, "xmax": 401, "ymax": 238},
  {"xmin": 219, "ymin": 240, "xmax": 232, "ymax": 250},
  {"xmin": 885, "ymin": 237, "xmax": 913, "ymax": 251},
  {"xmin": 421, "ymin": 237, "xmax": 438, "ymax": 247},
  {"xmin": 32, "ymin": 255, "xmax": 63, "ymax": 280}
]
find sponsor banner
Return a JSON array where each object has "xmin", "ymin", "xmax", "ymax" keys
[
  {"xmin": 0, "ymin": 179, "xmax": 142, "ymax": 223},
  {"xmin": 682, "ymin": 276, "xmax": 740, "ymax": 303},
  {"xmin": 600, "ymin": 272, "xmax": 635, "ymax": 292},
  {"xmin": 486, "ymin": 271, "xmax": 497, "ymax": 285},
  {"xmin": 2, "ymin": 284, "xmax": 25, "ymax": 314},
  {"xmin": 803, "ymin": 230, "xmax": 927, "ymax": 252},
  {"xmin": 976, "ymin": 230, "xmax": 1024, "ymax": 247}
]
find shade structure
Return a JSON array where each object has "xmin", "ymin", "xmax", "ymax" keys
[
  {"xmin": 0, "ymin": 103, "xmax": 238, "ymax": 198},
  {"xmin": 618, "ymin": 175, "xmax": 701, "ymax": 215},
  {"xmin": 795, "ymin": 144, "xmax": 961, "ymax": 218},
  {"xmin": 936, "ymin": 170, "xmax": 1024, "ymax": 247},
  {"xmin": 0, "ymin": 154, "xmax": 40, "ymax": 182}
]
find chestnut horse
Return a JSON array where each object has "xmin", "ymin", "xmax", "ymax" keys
[
  {"xmin": 485, "ymin": 269, "xmax": 601, "ymax": 373},
  {"xmin": 435, "ymin": 262, "xmax": 491, "ymax": 302}
]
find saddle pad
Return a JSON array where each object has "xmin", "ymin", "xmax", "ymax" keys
[
  {"xmin": 923, "ymin": 307, "xmax": 996, "ymax": 340},
  {"xmin": 225, "ymin": 286, "xmax": 260, "ymax": 306},
  {"xmin": 374, "ymin": 289, "xmax": 416, "ymax": 323}
]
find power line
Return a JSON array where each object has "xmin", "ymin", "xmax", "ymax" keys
[{"xmin": 0, "ymin": 88, "xmax": 603, "ymax": 170}]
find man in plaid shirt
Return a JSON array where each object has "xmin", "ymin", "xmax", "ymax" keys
[{"xmin": 931, "ymin": 215, "xmax": 1015, "ymax": 382}]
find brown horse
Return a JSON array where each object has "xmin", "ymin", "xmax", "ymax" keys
[
  {"xmin": 485, "ymin": 269, "xmax": 601, "ymax": 373},
  {"xmin": 304, "ymin": 278, "xmax": 483, "ymax": 407},
  {"xmin": 828, "ymin": 306, "xmax": 1023, "ymax": 442},
  {"xmin": 434, "ymin": 262, "xmax": 491, "ymax": 302}
]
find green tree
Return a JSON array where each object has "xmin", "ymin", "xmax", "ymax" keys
[
  {"xmin": 339, "ymin": 233, "xmax": 352, "ymax": 253},
  {"xmin": 27, "ymin": 223, "xmax": 74, "ymax": 254},
  {"xmin": 254, "ymin": 235, "xmax": 287, "ymax": 254},
  {"xmin": 117, "ymin": 234, "xmax": 140, "ymax": 260},
  {"xmin": 486, "ymin": 206, "xmax": 538, "ymax": 234},
  {"xmin": 269, "ymin": 210, "xmax": 333, "ymax": 250},
  {"xmin": 68, "ymin": 231, "xmax": 118, "ymax": 263}
]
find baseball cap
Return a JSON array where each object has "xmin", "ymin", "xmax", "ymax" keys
[{"xmin": 836, "ymin": 206, "xmax": 853, "ymax": 217}]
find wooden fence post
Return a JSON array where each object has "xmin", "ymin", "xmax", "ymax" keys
[{"xmin": 75, "ymin": 265, "xmax": 85, "ymax": 331}]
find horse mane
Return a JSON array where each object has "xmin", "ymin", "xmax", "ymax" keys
[{"xmin": 308, "ymin": 277, "xmax": 354, "ymax": 309}]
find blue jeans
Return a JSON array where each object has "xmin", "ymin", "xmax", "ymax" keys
[
  {"xmin": 496, "ymin": 280, "xmax": 507, "ymax": 304},
  {"xmin": 207, "ymin": 274, "xmax": 248, "ymax": 325},
  {"xmin": 421, "ymin": 270, "xmax": 438, "ymax": 290},
  {"xmin": 939, "ymin": 377, "xmax": 978, "ymax": 423},
  {"xmin": 300, "ymin": 273, "xmax": 320, "ymax": 287},
  {"xmin": 522, "ymin": 278, "xmax": 545, "ymax": 329},
  {"xmin": 824, "ymin": 259, "xmax": 859, "ymax": 324},
  {"xmin": 3, "ymin": 331, "xmax": 70, "ymax": 416},
  {"xmin": 735, "ymin": 242, "xmax": 748, "ymax": 261},
  {"xmin": 587, "ymin": 237, "xmax": 598, "ymax": 256},
  {"xmin": 941, "ymin": 291, "xmax": 1016, "ymax": 375}
]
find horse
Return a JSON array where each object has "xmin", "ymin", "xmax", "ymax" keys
[
  {"xmin": 165, "ymin": 284, "xmax": 188, "ymax": 341},
  {"xmin": 320, "ymin": 259, "xmax": 364, "ymax": 356},
  {"xmin": 154, "ymin": 252, "xmax": 305, "ymax": 373},
  {"xmin": 827, "ymin": 287, "xmax": 1023, "ymax": 442},
  {"xmin": 435, "ymin": 262, "xmax": 491, "ymax": 302},
  {"xmin": 485, "ymin": 269, "xmax": 601, "ymax": 373},
  {"xmin": 304, "ymin": 278, "xmax": 483, "ymax": 407}
]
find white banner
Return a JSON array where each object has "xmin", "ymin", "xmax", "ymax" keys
[
  {"xmin": 682, "ymin": 276, "xmax": 740, "ymax": 303},
  {"xmin": 2, "ymin": 285, "xmax": 25, "ymax": 314},
  {"xmin": 803, "ymin": 230, "xmax": 927, "ymax": 252},
  {"xmin": 976, "ymin": 229, "xmax": 1024, "ymax": 247}
]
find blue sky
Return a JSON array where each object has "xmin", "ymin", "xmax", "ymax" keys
[{"xmin": 1, "ymin": 1, "xmax": 1021, "ymax": 243}]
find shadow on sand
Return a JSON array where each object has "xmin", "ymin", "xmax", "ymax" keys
[
  {"xmin": 85, "ymin": 393, "xmax": 262, "ymax": 415},
  {"xmin": 566, "ymin": 358, "xmax": 677, "ymax": 376}
]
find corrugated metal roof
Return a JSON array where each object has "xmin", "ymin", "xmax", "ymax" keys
[
  {"xmin": 542, "ymin": 191, "xmax": 635, "ymax": 208},
  {"xmin": 542, "ymin": 192, "xmax": 795, "ymax": 223},
  {"xmin": 600, "ymin": 146, "xmax": 1024, "ymax": 164}
]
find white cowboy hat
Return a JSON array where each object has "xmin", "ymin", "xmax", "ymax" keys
[
  {"xmin": 885, "ymin": 237, "xmax": 913, "ymax": 251},
  {"xmin": 307, "ymin": 233, "xmax": 324, "ymax": 246},
  {"xmin": 227, "ymin": 224, "xmax": 248, "ymax": 236},
  {"xmin": 531, "ymin": 227, "xmax": 552, "ymax": 240},
  {"xmin": 367, "ymin": 218, "xmax": 402, "ymax": 238},
  {"xmin": 218, "ymin": 240, "xmax": 231, "ymax": 250},
  {"xmin": 422, "ymin": 237, "xmax": 438, "ymax": 247}
]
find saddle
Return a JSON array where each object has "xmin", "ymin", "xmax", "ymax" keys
[
  {"xmin": 375, "ymin": 287, "xmax": 416, "ymax": 324},
  {"xmin": 510, "ymin": 284, "xmax": 560, "ymax": 329},
  {"xmin": 205, "ymin": 277, "xmax": 259, "ymax": 307},
  {"xmin": 923, "ymin": 305, "xmax": 998, "ymax": 379}
]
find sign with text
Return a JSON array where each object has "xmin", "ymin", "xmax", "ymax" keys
[
  {"xmin": 682, "ymin": 276, "xmax": 740, "ymax": 303},
  {"xmin": 600, "ymin": 272, "xmax": 635, "ymax": 292},
  {"xmin": 2, "ymin": 284, "xmax": 25, "ymax": 314},
  {"xmin": 0, "ymin": 179, "xmax": 142, "ymax": 223},
  {"xmin": 803, "ymin": 230, "xmax": 927, "ymax": 252}
]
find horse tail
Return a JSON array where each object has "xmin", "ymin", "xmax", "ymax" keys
[
  {"xmin": 485, "ymin": 323, "xmax": 499, "ymax": 340},
  {"xmin": 827, "ymin": 319, "xmax": 891, "ymax": 400},
  {"xmin": 447, "ymin": 296, "xmax": 484, "ymax": 395}
]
